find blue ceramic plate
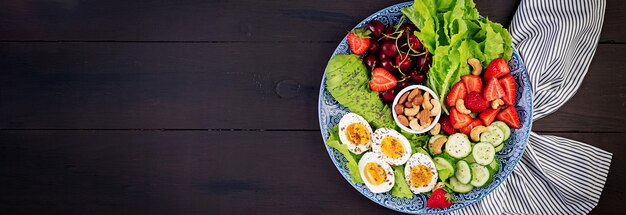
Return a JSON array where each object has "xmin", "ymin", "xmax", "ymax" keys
[{"xmin": 318, "ymin": 2, "xmax": 532, "ymax": 214}]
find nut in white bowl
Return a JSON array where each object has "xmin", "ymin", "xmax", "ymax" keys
[{"xmin": 391, "ymin": 85, "xmax": 442, "ymax": 134}]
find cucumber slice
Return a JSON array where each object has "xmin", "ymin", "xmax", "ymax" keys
[
  {"xmin": 491, "ymin": 121, "xmax": 511, "ymax": 140},
  {"xmin": 495, "ymin": 143, "xmax": 504, "ymax": 153},
  {"xmin": 464, "ymin": 154, "xmax": 476, "ymax": 163},
  {"xmin": 444, "ymin": 133, "xmax": 472, "ymax": 159},
  {"xmin": 455, "ymin": 160, "xmax": 473, "ymax": 184},
  {"xmin": 488, "ymin": 158, "xmax": 500, "ymax": 171},
  {"xmin": 429, "ymin": 135, "xmax": 446, "ymax": 155},
  {"xmin": 450, "ymin": 176, "xmax": 474, "ymax": 193},
  {"xmin": 481, "ymin": 125, "xmax": 505, "ymax": 147},
  {"xmin": 434, "ymin": 154, "xmax": 456, "ymax": 173},
  {"xmin": 470, "ymin": 163, "xmax": 495, "ymax": 187},
  {"xmin": 472, "ymin": 142, "xmax": 495, "ymax": 165}
]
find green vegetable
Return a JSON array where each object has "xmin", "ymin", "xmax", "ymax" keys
[
  {"xmin": 391, "ymin": 165, "xmax": 413, "ymax": 198},
  {"xmin": 325, "ymin": 125, "xmax": 363, "ymax": 183},
  {"xmin": 402, "ymin": 0, "xmax": 513, "ymax": 112},
  {"xmin": 325, "ymin": 54, "xmax": 395, "ymax": 129}
]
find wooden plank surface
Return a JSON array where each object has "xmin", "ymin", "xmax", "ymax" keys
[
  {"xmin": 0, "ymin": 131, "xmax": 622, "ymax": 214},
  {"xmin": 1, "ymin": 0, "xmax": 624, "ymax": 42},
  {"xmin": 1, "ymin": 43, "xmax": 624, "ymax": 131},
  {"xmin": 0, "ymin": 0, "xmax": 520, "ymax": 42}
]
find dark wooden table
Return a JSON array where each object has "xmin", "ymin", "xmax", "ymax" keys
[{"xmin": 1, "ymin": 0, "xmax": 624, "ymax": 214}]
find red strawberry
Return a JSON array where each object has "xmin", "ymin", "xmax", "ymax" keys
[
  {"xmin": 439, "ymin": 115, "xmax": 457, "ymax": 135},
  {"xmin": 483, "ymin": 77, "xmax": 505, "ymax": 101},
  {"xmin": 369, "ymin": 68, "xmax": 397, "ymax": 92},
  {"xmin": 479, "ymin": 108, "xmax": 500, "ymax": 126},
  {"xmin": 427, "ymin": 189, "xmax": 454, "ymax": 208},
  {"xmin": 497, "ymin": 106, "xmax": 521, "ymax": 129},
  {"xmin": 347, "ymin": 28, "xmax": 371, "ymax": 55},
  {"xmin": 450, "ymin": 108, "xmax": 472, "ymax": 129},
  {"xmin": 484, "ymin": 58, "xmax": 510, "ymax": 80},
  {"xmin": 446, "ymin": 81, "xmax": 467, "ymax": 107},
  {"xmin": 464, "ymin": 92, "xmax": 489, "ymax": 113},
  {"xmin": 461, "ymin": 75, "xmax": 482, "ymax": 93},
  {"xmin": 459, "ymin": 118, "xmax": 483, "ymax": 136},
  {"xmin": 499, "ymin": 74, "xmax": 516, "ymax": 106}
]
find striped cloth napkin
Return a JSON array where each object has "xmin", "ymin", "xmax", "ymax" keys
[{"xmin": 452, "ymin": 0, "xmax": 613, "ymax": 214}]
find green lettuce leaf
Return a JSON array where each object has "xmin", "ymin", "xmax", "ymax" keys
[
  {"xmin": 390, "ymin": 165, "xmax": 413, "ymax": 198},
  {"xmin": 325, "ymin": 125, "xmax": 363, "ymax": 183}
]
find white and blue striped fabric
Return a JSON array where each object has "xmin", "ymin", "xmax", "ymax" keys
[{"xmin": 452, "ymin": 0, "xmax": 613, "ymax": 214}]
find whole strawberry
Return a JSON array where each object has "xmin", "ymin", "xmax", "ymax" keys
[
  {"xmin": 347, "ymin": 28, "xmax": 371, "ymax": 55},
  {"xmin": 427, "ymin": 188, "xmax": 454, "ymax": 208},
  {"xmin": 465, "ymin": 92, "xmax": 489, "ymax": 113}
]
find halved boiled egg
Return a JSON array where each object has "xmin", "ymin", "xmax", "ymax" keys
[
  {"xmin": 371, "ymin": 128, "xmax": 412, "ymax": 165},
  {"xmin": 404, "ymin": 153, "xmax": 438, "ymax": 194},
  {"xmin": 358, "ymin": 152, "xmax": 394, "ymax": 193},
  {"xmin": 338, "ymin": 113, "xmax": 373, "ymax": 154}
]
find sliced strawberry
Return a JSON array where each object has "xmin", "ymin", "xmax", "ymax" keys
[
  {"xmin": 499, "ymin": 74, "xmax": 516, "ymax": 106},
  {"xmin": 446, "ymin": 81, "xmax": 467, "ymax": 107},
  {"xmin": 464, "ymin": 92, "xmax": 489, "ymax": 113},
  {"xmin": 484, "ymin": 58, "xmax": 510, "ymax": 80},
  {"xmin": 369, "ymin": 68, "xmax": 397, "ymax": 92},
  {"xmin": 497, "ymin": 106, "xmax": 521, "ymax": 128},
  {"xmin": 347, "ymin": 28, "xmax": 371, "ymax": 55},
  {"xmin": 479, "ymin": 108, "xmax": 500, "ymax": 126},
  {"xmin": 459, "ymin": 118, "xmax": 483, "ymax": 136},
  {"xmin": 483, "ymin": 77, "xmax": 505, "ymax": 101},
  {"xmin": 461, "ymin": 75, "xmax": 482, "ymax": 93},
  {"xmin": 439, "ymin": 116, "xmax": 457, "ymax": 135},
  {"xmin": 450, "ymin": 108, "xmax": 472, "ymax": 129}
]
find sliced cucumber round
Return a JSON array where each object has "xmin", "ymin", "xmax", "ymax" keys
[
  {"xmin": 491, "ymin": 121, "xmax": 511, "ymax": 140},
  {"xmin": 444, "ymin": 133, "xmax": 472, "ymax": 159},
  {"xmin": 455, "ymin": 160, "xmax": 473, "ymax": 184},
  {"xmin": 494, "ymin": 143, "xmax": 504, "ymax": 153},
  {"xmin": 428, "ymin": 134, "xmax": 446, "ymax": 155},
  {"xmin": 472, "ymin": 142, "xmax": 496, "ymax": 165},
  {"xmin": 481, "ymin": 125, "xmax": 505, "ymax": 147},
  {"xmin": 488, "ymin": 158, "xmax": 500, "ymax": 172},
  {"xmin": 450, "ymin": 176, "xmax": 474, "ymax": 193},
  {"xmin": 470, "ymin": 163, "xmax": 495, "ymax": 187},
  {"xmin": 434, "ymin": 154, "xmax": 456, "ymax": 174}
]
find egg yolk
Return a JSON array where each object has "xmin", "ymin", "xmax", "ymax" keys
[
  {"xmin": 364, "ymin": 162, "xmax": 387, "ymax": 185},
  {"xmin": 345, "ymin": 123, "xmax": 370, "ymax": 145},
  {"xmin": 409, "ymin": 164, "xmax": 433, "ymax": 188},
  {"xmin": 381, "ymin": 136, "xmax": 405, "ymax": 159}
]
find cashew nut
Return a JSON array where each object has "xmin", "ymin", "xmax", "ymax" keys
[
  {"xmin": 419, "ymin": 109, "xmax": 431, "ymax": 127},
  {"xmin": 398, "ymin": 92, "xmax": 409, "ymax": 104},
  {"xmin": 432, "ymin": 136, "xmax": 447, "ymax": 154},
  {"xmin": 491, "ymin": 99, "xmax": 504, "ymax": 109},
  {"xmin": 408, "ymin": 115, "xmax": 415, "ymax": 121},
  {"xmin": 468, "ymin": 58, "xmax": 483, "ymax": 76},
  {"xmin": 404, "ymin": 106, "xmax": 420, "ymax": 117},
  {"xmin": 432, "ymin": 182, "xmax": 445, "ymax": 192},
  {"xmin": 412, "ymin": 94, "xmax": 424, "ymax": 106},
  {"xmin": 398, "ymin": 115, "xmax": 409, "ymax": 127},
  {"xmin": 430, "ymin": 99, "xmax": 441, "ymax": 116},
  {"xmin": 455, "ymin": 99, "xmax": 471, "ymax": 114},
  {"xmin": 408, "ymin": 88, "xmax": 421, "ymax": 102},
  {"xmin": 470, "ymin": 126, "xmax": 488, "ymax": 142},
  {"xmin": 430, "ymin": 123, "xmax": 441, "ymax": 135},
  {"xmin": 422, "ymin": 92, "xmax": 433, "ymax": 110},
  {"xmin": 394, "ymin": 104, "xmax": 404, "ymax": 115},
  {"xmin": 409, "ymin": 118, "xmax": 422, "ymax": 131}
]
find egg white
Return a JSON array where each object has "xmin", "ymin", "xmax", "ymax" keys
[
  {"xmin": 358, "ymin": 152, "xmax": 395, "ymax": 193},
  {"xmin": 338, "ymin": 113, "xmax": 373, "ymax": 154},
  {"xmin": 371, "ymin": 128, "xmax": 412, "ymax": 165},
  {"xmin": 404, "ymin": 153, "xmax": 439, "ymax": 194}
]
